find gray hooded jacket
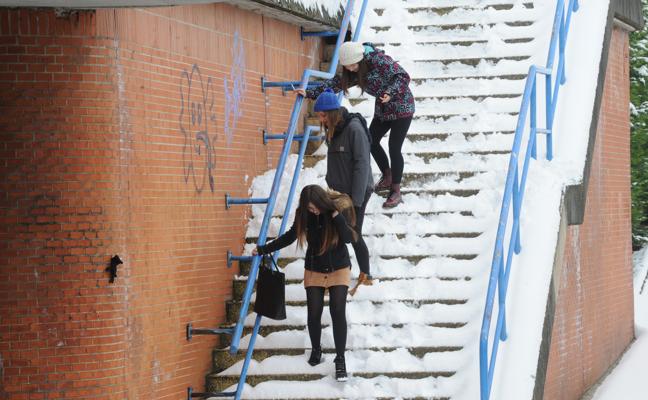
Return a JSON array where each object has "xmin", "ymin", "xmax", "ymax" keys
[{"xmin": 325, "ymin": 108, "xmax": 374, "ymax": 207}]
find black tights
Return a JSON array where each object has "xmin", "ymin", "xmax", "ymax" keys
[
  {"xmin": 369, "ymin": 116, "xmax": 413, "ymax": 184},
  {"xmin": 306, "ymin": 285, "xmax": 348, "ymax": 357},
  {"xmin": 352, "ymin": 190, "xmax": 371, "ymax": 276}
]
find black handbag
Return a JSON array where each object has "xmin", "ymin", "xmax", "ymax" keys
[{"xmin": 253, "ymin": 255, "xmax": 286, "ymax": 320}]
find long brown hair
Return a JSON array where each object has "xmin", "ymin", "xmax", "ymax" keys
[
  {"xmin": 340, "ymin": 58, "xmax": 369, "ymax": 94},
  {"xmin": 294, "ymin": 185, "xmax": 357, "ymax": 254},
  {"xmin": 320, "ymin": 109, "xmax": 343, "ymax": 142}
]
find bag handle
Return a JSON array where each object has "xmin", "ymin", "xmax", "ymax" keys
[{"xmin": 263, "ymin": 254, "xmax": 280, "ymax": 272}]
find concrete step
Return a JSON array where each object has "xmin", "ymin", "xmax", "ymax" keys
[
  {"xmin": 207, "ymin": 372, "xmax": 454, "ymax": 398},
  {"xmin": 412, "ymin": 55, "xmax": 530, "ymax": 65},
  {"xmin": 369, "ymin": 21, "xmax": 534, "ymax": 34},
  {"xmin": 245, "ymin": 231, "xmax": 483, "ymax": 247},
  {"xmin": 374, "ymin": 37, "xmax": 533, "ymax": 47},
  {"xmin": 234, "ymin": 253, "xmax": 482, "ymax": 278},
  {"xmin": 226, "ymin": 298, "xmax": 470, "ymax": 325},
  {"xmin": 412, "ymin": 111, "xmax": 517, "ymax": 121},
  {"xmin": 211, "ymin": 344, "xmax": 463, "ymax": 375},
  {"xmin": 380, "ymin": 41, "xmax": 536, "ymax": 62},
  {"xmin": 244, "ymin": 296, "xmax": 479, "ymax": 327},
  {"xmin": 230, "ymin": 274, "xmax": 474, "ymax": 305},
  {"xmin": 304, "ymin": 154, "xmax": 508, "ymax": 178},
  {"xmin": 348, "ymin": 93, "xmax": 521, "ymax": 105},
  {"xmin": 401, "ymin": 2, "xmax": 534, "ymax": 14},
  {"xmin": 215, "ymin": 347, "xmax": 461, "ymax": 375},
  {"xmin": 406, "ymin": 131, "xmax": 514, "ymax": 143},
  {"xmin": 411, "ymin": 74, "xmax": 527, "ymax": 84},
  {"xmin": 233, "ymin": 322, "xmax": 474, "ymax": 350},
  {"xmin": 413, "ymin": 93, "xmax": 520, "ymax": 102},
  {"xmin": 247, "ymin": 208, "xmax": 488, "ymax": 238}
]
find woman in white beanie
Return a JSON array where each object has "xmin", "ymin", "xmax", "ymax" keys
[{"xmin": 297, "ymin": 41, "xmax": 415, "ymax": 208}]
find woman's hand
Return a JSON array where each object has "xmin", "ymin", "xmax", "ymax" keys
[
  {"xmin": 295, "ymin": 88, "xmax": 307, "ymax": 97},
  {"xmin": 380, "ymin": 93, "xmax": 391, "ymax": 103},
  {"xmin": 332, "ymin": 210, "xmax": 339, "ymax": 218}
]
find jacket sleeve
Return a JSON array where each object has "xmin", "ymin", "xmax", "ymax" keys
[
  {"xmin": 349, "ymin": 120, "xmax": 371, "ymax": 207},
  {"xmin": 305, "ymin": 75, "xmax": 343, "ymax": 99},
  {"xmin": 257, "ymin": 221, "xmax": 298, "ymax": 254},
  {"xmin": 332, "ymin": 213, "xmax": 355, "ymax": 243},
  {"xmin": 375, "ymin": 52, "xmax": 410, "ymax": 99}
]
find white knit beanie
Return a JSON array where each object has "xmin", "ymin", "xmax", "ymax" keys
[{"xmin": 338, "ymin": 42, "xmax": 365, "ymax": 66}]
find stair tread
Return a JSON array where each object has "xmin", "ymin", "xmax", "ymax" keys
[
  {"xmin": 218, "ymin": 348, "xmax": 466, "ymax": 376},
  {"xmin": 208, "ymin": 375, "xmax": 453, "ymax": 400}
]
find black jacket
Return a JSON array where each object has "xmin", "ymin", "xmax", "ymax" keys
[
  {"xmin": 326, "ymin": 108, "xmax": 373, "ymax": 207},
  {"xmin": 257, "ymin": 213, "xmax": 354, "ymax": 273}
]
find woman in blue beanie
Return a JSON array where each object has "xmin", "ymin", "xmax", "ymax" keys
[
  {"xmin": 297, "ymin": 41, "xmax": 414, "ymax": 208},
  {"xmin": 312, "ymin": 88, "xmax": 374, "ymax": 295}
]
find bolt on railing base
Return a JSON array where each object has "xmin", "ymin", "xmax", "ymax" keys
[
  {"xmin": 300, "ymin": 26, "xmax": 339, "ymax": 40},
  {"xmin": 227, "ymin": 250, "xmax": 252, "ymax": 269},
  {"xmin": 225, "ymin": 194, "xmax": 269, "ymax": 209},
  {"xmin": 186, "ymin": 323, "xmax": 234, "ymax": 341},
  {"xmin": 264, "ymin": 131, "xmax": 325, "ymax": 143}
]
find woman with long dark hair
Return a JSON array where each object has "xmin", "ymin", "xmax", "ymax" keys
[
  {"xmin": 298, "ymin": 41, "xmax": 415, "ymax": 208},
  {"xmin": 252, "ymin": 185, "xmax": 357, "ymax": 382}
]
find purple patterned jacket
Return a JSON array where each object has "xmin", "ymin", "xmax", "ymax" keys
[{"xmin": 306, "ymin": 45, "xmax": 415, "ymax": 122}]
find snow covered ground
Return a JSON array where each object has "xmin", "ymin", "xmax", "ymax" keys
[{"xmin": 589, "ymin": 247, "xmax": 648, "ymax": 400}]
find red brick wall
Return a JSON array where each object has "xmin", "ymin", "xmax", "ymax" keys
[
  {"xmin": 0, "ymin": 6, "xmax": 320, "ymax": 399},
  {"xmin": 543, "ymin": 26, "xmax": 634, "ymax": 400}
]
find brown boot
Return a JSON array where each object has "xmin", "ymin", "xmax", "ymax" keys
[
  {"xmin": 374, "ymin": 168, "xmax": 392, "ymax": 194},
  {"xmin": 383, "ymin": 184, "xmax": 403, "ymax": 208}
]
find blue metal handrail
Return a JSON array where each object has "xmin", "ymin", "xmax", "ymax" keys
[
  {"xmin": 188, "ymin": 1, "xmax": 370, "ymax": 399},
  {"xmin": 479, "ymin": 1, "xmax": 579, "ymax": 399},
  {"xmin": 229, "ymin": 0, "xmax": 367, "ymax": 354}
]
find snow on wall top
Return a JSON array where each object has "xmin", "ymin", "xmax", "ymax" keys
[{"xmin": 229, "ymin": 0, "xmax": 346, "ymax": 28}]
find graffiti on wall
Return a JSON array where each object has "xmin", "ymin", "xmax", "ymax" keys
[
  {"xmin": 223, "ymin": 31, "xmax": 247, "ymax": 146},
  {"xmin": 179, "ymin": 64, "xmax": 217, "ymax": 193}
]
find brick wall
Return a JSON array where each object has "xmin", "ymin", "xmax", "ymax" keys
[
  {"xmin": 0, "ymin": 5, "xmax": 321, "ymax": 399},
  {"xmin": 543, "ymin": 26, "xmax": 635, "ymax": 400}
]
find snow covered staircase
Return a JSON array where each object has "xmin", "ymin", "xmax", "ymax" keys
[{"xmin": 207, "ymin": 0, "xmax": 554, "ymax": 398}]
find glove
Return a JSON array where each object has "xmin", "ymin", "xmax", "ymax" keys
[{"xmin": 349, "ymin": 272, "xmax": 373, "ymax": 296}]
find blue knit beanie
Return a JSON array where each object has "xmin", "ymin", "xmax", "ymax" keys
[{"xmin": 313, "ymin": 88, "xmax": 340, "ymax": 112}]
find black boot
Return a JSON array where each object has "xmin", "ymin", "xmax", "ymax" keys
[
  {"xmin": 334, "ymin": 355, "xmax": 348, "ymax": 382},
  {"xmin": 308, "ymin": 347, "xmax": 322, "ymax": 366}
]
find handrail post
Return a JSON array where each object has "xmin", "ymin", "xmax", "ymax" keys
[
  {"xmin": 545, "ymin": 72, "xmax": 553, "ymax": 161},
  {"xmin": 559, "ymin": 3, "xmax": 567, "ymax": 85},
  {"xmin": 531, "ymin": 81, "xmax": 538, "ymax": 160},
  {"xmin": 328, "ymin": 0, "xmax": 355, "ymax": 69},
  {"xmin": 512, "ymin": 167, "xmax": 521, "ymax": 255},
  {"xmin": 352, "ymin": 0, "xmax": 369, "ymax": 42}
]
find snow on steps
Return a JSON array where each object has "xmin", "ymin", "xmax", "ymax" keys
[{"xmin": 206, "ymin": 0, "xmax": 553, "ymax": 398}]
